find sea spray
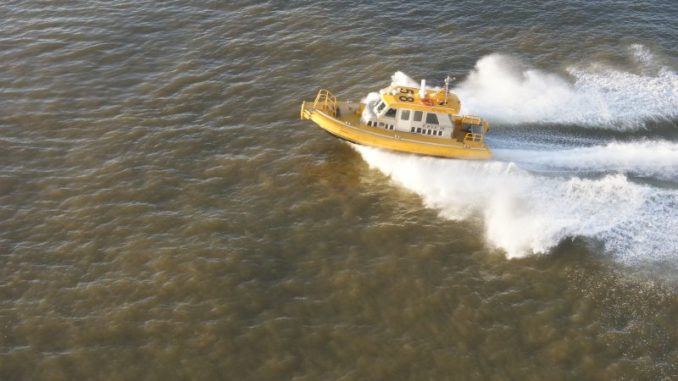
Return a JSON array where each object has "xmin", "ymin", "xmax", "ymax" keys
[
  {"xmin": 353, "ymin": 144, "xmax": 678, "ymax": 262},
  {"xmin": 453, "ymin": 52, "xmax": 678, "ymax": 128}
]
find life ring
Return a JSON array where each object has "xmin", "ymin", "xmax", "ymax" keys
[{"xmin": 421, "ymin": 98, "xmax": 433, "ymax": 106}]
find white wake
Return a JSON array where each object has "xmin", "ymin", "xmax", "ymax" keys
[
  {"xmin": 354, "ymin": 144, "xmax": 678, "ymax": 262},
  {"xmin": 493, "ymin": 140, "xmax": 678, "ymax": 181}
]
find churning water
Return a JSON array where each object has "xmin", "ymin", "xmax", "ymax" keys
[
  {"xmin": 0, "ymin": 1, "xmax": 676, "ymax": 380},
  {"xmin": 358, "ymin": 61, "xmax": 678, "ymax": 263}
]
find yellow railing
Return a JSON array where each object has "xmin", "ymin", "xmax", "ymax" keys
[
  {"xmin": 300, "ymin": 101, "xmax": 310, "ymax": 120},
  {"xmin": 463, "ymin": 132, "xmax": 484, "ymax": 146},
  {"xmin": 312, "ymin": 89, "xmax": 337, "ymax": 117}
]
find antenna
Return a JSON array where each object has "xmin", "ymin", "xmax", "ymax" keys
[{"xmin": 444, "ymin": 76, "xmax": 456, "ymax": 104}]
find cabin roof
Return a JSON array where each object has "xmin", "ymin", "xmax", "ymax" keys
[{"xmin": 380, "ymin": 85, "xmax": 461, "ymax": 114}]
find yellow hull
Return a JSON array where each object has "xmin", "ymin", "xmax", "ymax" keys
[{"xmin": 300, "ymin": 99, "xmax": 492, "ymax": 160}]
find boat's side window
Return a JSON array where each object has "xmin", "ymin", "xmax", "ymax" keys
[
  {"xmin": 411, "ymin": 127, "xmax": 415, "ymax": 132},
  {"xmin": 438, "ymin": 131, "xmax": 443, "ymax": 136},
  {"xmin": 413, "ymin": 111, "xmax": 423, "ymax": 122},
  {"xmin": 400, "ymin": 110, "xmax": 410, "ymax": 120},
  {"xmin": 376, "ymin": 102, "xmax": 386, "ymax": 113},
  {"xmin": 416, "ymin": 127, "xmax": 421, "ymax": 133},
  {"xmin": 367, "ymin": 121, "xmax": 372, "ymax": 126},
  {"xmin": 379, "ymin": 122, "xmax": 384, "ymax": 127},
  {"xmin": 385, "ymin": 108, "xmax": 397, "ymax": 118},
  {"xmin": 426, "ymin": 113, "xmax": 439, "ymax": 125}
]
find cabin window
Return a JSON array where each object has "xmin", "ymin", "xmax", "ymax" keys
[
  {"xmin": 376, "ymin": 102, "xmax": 386, "ymax": 113},
  {"xmin": 438, "ymin": 131, "xmax": 443, "ymax": 136},
  {"xmin": 367, "ymin": 121, "xmax": 372, "ymax": 126},
  {"xmin": 463, "ymin": 123, "xmax": 483, "ymax": 134},
  {"xmin": 416, "ymin": 127, "xmax": 422, "ymax": 133},
  {"xmin": 413, "ymin": 111, "xmax": 423, "ymax": 122},
  {"xmin": 400, "ymin": 110, "xmax": 411, "ymax": 120},
  {"xmin": 379, "ymin": 122, "xmax": 384, "ymax": 127},
  {"xmin": 426, "ymin": 113, "xmax": 439, "ymax": 125},
  {"xmin": 411, "ymin": 127, "xmax": 415, "ymax": 132},
  {"xmin": 385, "ymin": 108, "xmax": 397, "ymax": 118}
]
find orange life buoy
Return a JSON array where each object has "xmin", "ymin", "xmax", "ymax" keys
[{"xmin": 421, "ymin": 98, "xmax": 433, "ymax": 106}]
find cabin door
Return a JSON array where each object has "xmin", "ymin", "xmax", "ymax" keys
[
  {"xmin": 397, "ymin": 109, "xmax": 412, "ymax": 132},
  {"xmin": 409, "ymin": 110, "xmax": 424, "ymax": 133}
]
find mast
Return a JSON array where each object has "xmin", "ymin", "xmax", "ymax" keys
[{"xmin": 444, "ymin": 76, "xmax": 453, "ymax": 105}]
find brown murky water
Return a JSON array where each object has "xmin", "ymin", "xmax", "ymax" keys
[{"xmin": 1, "ymin": 1, "xmax": 677, "ymax": 380}]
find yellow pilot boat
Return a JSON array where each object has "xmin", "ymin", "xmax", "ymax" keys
[{"xmin": 300, "ymin": 77, "xmax": 491, "ymax": 159}]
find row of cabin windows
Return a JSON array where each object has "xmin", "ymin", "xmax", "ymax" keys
[
  {"xmin": 367, "ymin": 120, "xmax": 394, "ymax": 130},
  {"xmin": 376, "ymin": 106, "xmax": 440, "ymax": 126},
  {"xmin": 367, "ymin": 119, "xmax": 440, "ymax": 135},
  {"xmin": 411, "ymin": 127, "xmax": 443, "ymax": 136},
  {"xmin": 371, "ymin": 107, "xmax": 442, "ymax": 131},
  {"xmin": 400, "ymin": 110, "xmax": 439, "ymax": 125}
]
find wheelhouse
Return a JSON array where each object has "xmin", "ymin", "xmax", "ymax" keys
[{"xmin": 363, "ymin": 85, "xmax": 488, "ymax": 145}]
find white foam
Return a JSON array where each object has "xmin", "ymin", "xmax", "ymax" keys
[
  {"xmin": 390, "ymin": 71, "xmax": 419, "ymax": 88},
  {"xmin": 494, "ymin": 140, "xmax": 678, "ymax": 181},
  {"xmin": 629, "ymin": 43, "xmax": 656, "ymax": 69},
  {"xmin": 353, "ymin": 144, "xmax": 678, "ymax": 263},
  {"xmin": 452, "ymin": 52, "xmax": 678, "ymax": 129}
]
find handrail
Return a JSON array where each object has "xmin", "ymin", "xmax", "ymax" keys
[
  {"xmin": 463, "ymin": 132, "xmax": 484, "ymax": 144},
  {"xmin": 312, "ymin": 89, "xmax": 337, "ymax": 117}
]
